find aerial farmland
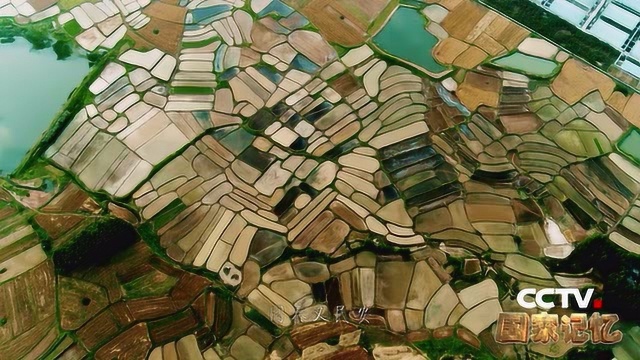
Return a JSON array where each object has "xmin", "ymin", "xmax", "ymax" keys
[{"xmin": 0, "ymin": 0, "xmax": 639, "ymax": 359}]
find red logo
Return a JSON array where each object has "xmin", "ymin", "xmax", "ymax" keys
[{"xmin": 593, "ymin": 298, "xmax": 603, "ymax": 310}]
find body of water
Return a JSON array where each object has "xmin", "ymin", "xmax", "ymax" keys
[
  {"xmin": 492, "ymin": 52, "xmax": 559, "ymax": 78},
  {"xmin": 618, "ymin": 128, "xmax": 640, "ymax": 165},
  {"xmin": 0, "ymin": 38, "xmax": 88, "ymax": 175},
  {"xmin": 372, "ymin": 6, "xmax": 447, "ymax": 74}
]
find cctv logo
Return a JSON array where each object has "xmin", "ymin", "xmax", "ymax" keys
[{"xmin": 517, "ymin": 288, "xmax": 598, "ymax": 310}]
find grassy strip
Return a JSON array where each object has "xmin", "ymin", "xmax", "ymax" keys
[
  {"xmin": 150, "ymin": 198, "xmax": 188, "ymax": 229},
  {"xmin": 181, "ymin": 36, "xmax": 219, "ymax": 49},
  {"xmin": 480, "ymin": 0, "xmax": 619, "ymax": 69}
]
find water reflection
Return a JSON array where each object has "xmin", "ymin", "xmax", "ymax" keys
[{"xmin": 0, "ymin": 37, "xmax": 88, "ymax": 174}]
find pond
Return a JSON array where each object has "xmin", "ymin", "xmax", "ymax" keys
[
  {"xmin": 491, "ymin": 52, "xmax": 559, "ymax": 77},
  {"xmin": 372, "ymin": 6, "xmax": 447, "ymax": 75},
  {"xmin": 618, "ymin": 127, "xmax": 640, "ymax": 165},
  {"xmin": 0, "ymin": 37, "xmax": 89, "ymax": 175}
]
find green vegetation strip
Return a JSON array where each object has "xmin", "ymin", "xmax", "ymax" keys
[
  {"xmin": 181, "ymin": 36, "xmax": 219, "ymax": 49},
  {"xmin": 151, "ymin": 198, "xmax": 188, "ymax": 229},
  {"xmin": 480, "ymin": 0, "xmax": 620, "ymax": 69}
]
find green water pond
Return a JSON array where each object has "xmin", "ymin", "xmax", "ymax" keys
[
  {"xmin": 0, "ymin": 38, "xmax": 89, "ymax": 175},
  {"xmin": 492, "ymin": 52, "xmax": 559, "ymax": 77},
  {"xmin": 372, "ymin": 6, "xmax": 447, "ymax": 74},
  {"xmin": 618, "ymin": 127, "xmax": 640, "ymax": 164}
]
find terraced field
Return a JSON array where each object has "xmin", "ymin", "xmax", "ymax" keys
[{"xmin": 1, "ymin": 0, "xmax": 640, "ymax": 359}]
